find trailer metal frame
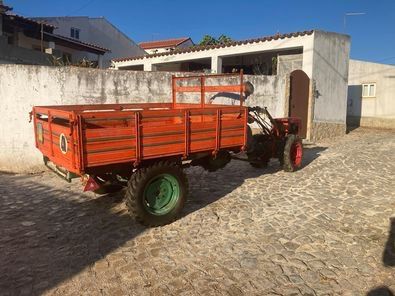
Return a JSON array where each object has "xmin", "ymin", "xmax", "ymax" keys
[{"xmin": 31, "ymin": 72, "xmax": 249, "ymax": 177}]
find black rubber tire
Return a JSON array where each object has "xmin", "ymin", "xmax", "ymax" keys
[
  {"xmin": 125, "ymin": 160, "xmax": 188, "ymax": 227},
  {"xmin": 283, "ymin": 135, "xmax": 303, "ymax": 172}
]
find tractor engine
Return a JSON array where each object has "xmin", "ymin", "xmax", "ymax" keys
[{"xmin": 245, "ymin": 106, "xmax": 302, "ymax": 169}]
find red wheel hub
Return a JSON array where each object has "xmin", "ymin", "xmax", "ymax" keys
[{"xmin": 290, "ymin": 142, "xmax": 303, "ymax": 167}]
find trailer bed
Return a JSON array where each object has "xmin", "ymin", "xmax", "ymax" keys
[
  {"xmin": 32, "ymin": 72, "xmax": 250, "ymax": 176},
  {"xmin": 32, "ymin": 102, "xmax": 247, "ymax": 175}
]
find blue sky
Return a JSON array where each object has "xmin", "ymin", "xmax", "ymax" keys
[{"xmin": 6, "ymin": 0, "xmax": 395, "ymax": 64}]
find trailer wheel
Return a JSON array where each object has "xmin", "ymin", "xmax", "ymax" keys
[
  {"xmin": 283, "ymin": 135, "xmax": 303, "ymax": 172},
  {"xmin": 125, "ymin": 161, "xmax": 188, "ymax": 227}
]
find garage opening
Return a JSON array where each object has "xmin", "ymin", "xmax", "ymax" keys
[
  {"xmin": 221, "ymin": 49, "xmax": 303, "ymax": 75},
  {"xmin": 155, "ymin": 58, "xmax": 211, "ymax": 72}
]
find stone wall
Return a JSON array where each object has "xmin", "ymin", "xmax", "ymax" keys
[
  {"xmin": 310, "ymin": 121, "xmax": 346, "ymax": 142},
  {"xmin": 347, "ymin": 116, "xmax": 395, "ymax": 130}
]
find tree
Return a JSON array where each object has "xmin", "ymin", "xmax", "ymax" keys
[
  {"xmin": 198, "ymin": 34, "xmax": 233, "ymax": 46},
  {"xmin": 199, "ymin": 35, "xmax": 218, "ymax": 46},
  {"xmin": 217, "ymin": 34, "xmax": 233, "ymax": 45}
]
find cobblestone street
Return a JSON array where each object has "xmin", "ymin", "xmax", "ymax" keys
[{"xmin": 0, "ymin": 128, "xmax": 394, "ymax": 296}]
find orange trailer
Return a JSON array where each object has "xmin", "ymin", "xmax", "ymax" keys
[{"xmin": 31, "ymin": 72, "xmax": 302, "ymax": 226}]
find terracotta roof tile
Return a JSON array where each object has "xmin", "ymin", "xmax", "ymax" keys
[
  {"xmin": 113, "ymin": 30, "xmax": 314, "ymax": 63},
  {"xmin": 139, "ymin": 37, "xmax": 192, "ymax": 49},
  {"xmin": 5, "ymin": 13, "xmax": 57, "ymax": 29},
  {"xmin": 44, "ymin": 32, "xmax": 110, "ymax": 53},
  {"xmin": 0, "ymin": 4, "xmax": 12, "ymax": 11}
]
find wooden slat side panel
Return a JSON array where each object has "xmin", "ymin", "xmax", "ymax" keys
[
  {"xmin": 84, "ymin": 127, "xmax": 136, "ymax": 140},
  {"xmin": 34, "ymin": 105, "xmax": 247, "ymax": 171},
  {"xmin": 34, "ymin": 118, "xmax": 79, "ymax": 173},
  {"xmin": 39, "ymin": 103, "xmax": 172, "ymax": 112},
  {"xmin": 82, "ymin": 118, "xmax": 136, "ymax": 167},
  {"xmin": 86, "ymin": 150, "xmax": 137, "ymax": 167},
  {"xmin": 142, "ymin": 144, "xmax": 185, "ymax": 158},
  {"xmin": 175, "ymin": 85, "xmax": 245, "ymax": 93}
]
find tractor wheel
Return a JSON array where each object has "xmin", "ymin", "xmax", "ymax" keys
[
  {"xmin": 93, "ymin": 174, "xmax": 124, "ymax": 195},
  {"xmin": 283, "ymin": 135, "xmax": 303, "ymax": 172},
  {"xmin": 125, "ymin": 160, "xmax": 188, "ymax": 227}
]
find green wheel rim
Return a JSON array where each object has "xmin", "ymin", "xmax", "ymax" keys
[{"xmin": 143, "ymin": 173, "xmax": 180, "ymax": 215}]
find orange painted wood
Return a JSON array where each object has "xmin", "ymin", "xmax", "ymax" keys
[{"xmin": 32, "ymin": 72, "xmax": 248, "ymax": 175}]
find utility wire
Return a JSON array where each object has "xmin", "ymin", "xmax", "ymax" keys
[{"xmin": 66, "ymin": 0, "xmax": 97, "ymax": 16}]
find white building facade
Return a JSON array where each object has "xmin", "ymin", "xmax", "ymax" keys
[
  {"xmin": 113, "ymin": 30, "xmax": 351, "ymax": 142},
  {"xmin": 347, "ymin": 59, "xmax": 395, "ymax": 129},
  {"xmin": 33, "ymin": 16, "xmax": 145, "ymax": 68},
  {"xmin": 0, "ymin": 3, "xmax": 109, "ymax": 67}
]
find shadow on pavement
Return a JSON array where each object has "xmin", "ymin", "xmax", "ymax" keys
[
  {"xmin": 302, "ymin": 146, "xmax": 327, "ymax": 168},
  {"xmin": 346, "ymin": 125, "xmax": 360, "ymax": 134},
  {"xmin": 367, "ymin": 286, "xmax": 394, "ymax": 296},
  {"xmin": 0, "ymin": 174, "xmax": 145, "ymax": 295},
  {"xmin": 182, "ymin": 145, "xmax": 326, "ymax": 218},
  {"xmin": 383, "ymin": 218, "xmax": 395, "ymax": 267},
  {"xmin": 0, "ymin": 144, "xmax": 326, "ymax": 294},
  {"xmin": 366, "ymin": 217, "xmax": 395, "ymax": 295}
]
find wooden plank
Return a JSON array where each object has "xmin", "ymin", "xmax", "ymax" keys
[
  {"xmin": 175, "ymin": 85, "xmax": 246, "ymax": 93},
  {"xmin": 34, "ymin": 104, "xmax": 248, "ymax": 173}
]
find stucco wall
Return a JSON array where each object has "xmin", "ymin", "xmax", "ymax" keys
[
  {"xmin": 14, "ymin": 34, "xmax": 82, "ymax": 64},
  {"xmin": 277, "ymin": 53, "xmax": 303, "ymax": 76},
  {"xmin": 0, "ymin": 64, "xmax": 286, "ymax": 173},
  {"xmin": 0, "ymin": 38, "xmax": 52, "ymax": 65},
  {"xmin": 33, "ymin": 17, "xmax": 145, "ymax": 68},
  {"xmin": 114, "ymin": 34, "xmax": 315, "ymax": 73},
  {"xmin": 347, "ymin": 59, "xmax": 395, "ymax": 129},
  {"xmin": 311, "ymin": 31, "xmax": 350, "ymax": 124}
]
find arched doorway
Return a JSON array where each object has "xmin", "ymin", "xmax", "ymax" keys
[{"xmin": 289, "ymin": 70, "xmax": 310, "ymax": 138}]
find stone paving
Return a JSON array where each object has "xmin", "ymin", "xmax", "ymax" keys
[{"xmin": 0, "ymin": 128, "xmax": 394, "ymax": 296}]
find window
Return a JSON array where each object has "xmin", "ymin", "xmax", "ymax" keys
[
  {"xmin": 70, "ymin": 27, "xmax": 80, "ymax": 40},
  {"xmin": 362, "ymin": 83, "xmax": 376, "ymax": 98}
]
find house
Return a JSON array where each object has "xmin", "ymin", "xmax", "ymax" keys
[
  {"xmin": 112, "ymin": 30, "xmax": 351, "ymax": 142},
  {"xmin": 347, "ymin": 59, "xmax": 395, "ymax": 129},
  {"xmin": 32, "ymin": 16, "xmax": 146, "ymax": 68},
  {"xmin": 139, "ymin": 37, "xmax": 193, "ymax": 54},
  {"xmin": 0, "ymin": 1, "xmax": 109, "ymax": 66}
]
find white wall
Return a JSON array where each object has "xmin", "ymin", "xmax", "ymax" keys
[
  {"xmin": 145, "ymin": 47, "xmax": 176, "ymax": 54},
  {"xmin": 347, "ymin": 59, "xmax": 395, "ymax": 128},
  {"xmin": 311, "ymin": 31, "xmax": 350, "ymax": 123},
  {"xmin": 0, "ymin": 36, "xmax": 52, "ymax": 65},
  {"xmin": 0, "ymin": 65, "xmax": 286, "ymax": 173},
  {"xmin": 114, "ymin": 34, "xmax": 315, "ymax": 75},
  {"xmin": 88, "ymin": 18, "xmax": 145, "ymax": 65},
  {"xmin": 115, "ymin": 31, "xmax": 350, "ymax": 134},
  {"xmin": 33, "ymin": 17, "xmax": 145, "ymax": 68},
  {"xmin": 277, "ymin": 53, "xmax": 303, "ymax": 76}
]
